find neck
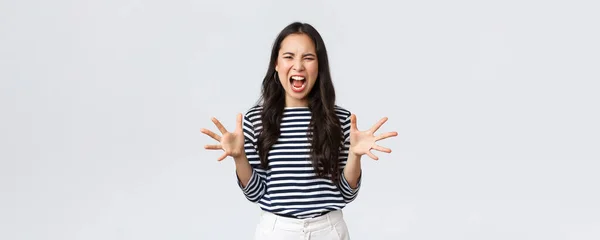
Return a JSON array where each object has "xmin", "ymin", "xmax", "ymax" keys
[{"xmin": 285, "ymin": 97, "xmax": 309, "ymax": 108}]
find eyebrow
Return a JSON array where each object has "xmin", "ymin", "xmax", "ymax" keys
[{"xmin": 282, "ymin": 52, "xmax": 316, "ymax": 57}]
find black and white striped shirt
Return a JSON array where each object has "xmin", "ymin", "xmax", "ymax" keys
[{"xmin": 237, "ymin": 105, "xmax": 362, "ymax": 219}]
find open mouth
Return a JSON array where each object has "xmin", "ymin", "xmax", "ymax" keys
[{"xmin": 289, "ymin": 76, "xmax": 306, "ymax": 92}]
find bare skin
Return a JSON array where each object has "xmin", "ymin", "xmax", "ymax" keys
[
  {"xmin": 200, "ymin": 113, "xmax": 253, "ymax": 188},
  {"xmin": 200, "ymin": 113, "xmax": 398, "ymax": 189}
]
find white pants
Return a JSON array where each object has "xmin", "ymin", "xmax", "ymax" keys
[{"xmin": 254, "ymin": 210, "xmax": 350, "ymax": 240}]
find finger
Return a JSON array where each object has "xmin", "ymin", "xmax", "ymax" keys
[
  {"xmin": 217, "ymin": 153, "xmax": 228, "ymax": 161},
  {"xmin": 200, "ymin": 128, "xmax": 222, "ymax": 142},
  {"xmin": 376, "ymin": 131, "xmax": 398, "ymax": 141},
  {"xmin": 350, "ymin": 114, "xmax": 358, "ymax": 131},
  {"xmin": 235, "ymin": 113, "xmax": 243, "ymax": 133},
  {"xmin": 367, "ymin": 151, "xmax": 379, "ymax": 160},
  {"xmin": 370, "ymin": 117, "xmax": 388, "ymax": 133},
  {"xmin": 211, "ymin": 117, "xmax": 228, "ymax": 134},
  {"xmin": 204, "ymin": 144, "xmax": 222, "ymax": 150},
  {"xmin": 372, "ymin": 145, "xmax": 392, "ymax": 153}
]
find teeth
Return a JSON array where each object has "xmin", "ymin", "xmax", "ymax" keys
[{"xmin": 291, "ymin": 76, "xmax": 305, "ymax": 80}]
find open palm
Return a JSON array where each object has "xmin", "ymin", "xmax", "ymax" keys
[
  {"xmin": 349, "ymin": 114, "xmax": 398, "ymax": 160},
  {"xmin": 200, "ymin": 113, "xmax": 245, "ymax": 161}
]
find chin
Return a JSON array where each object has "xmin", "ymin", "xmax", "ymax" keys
[{"xmin": 289, "ymin": 92, "xmax": 309, "ymax": 100}]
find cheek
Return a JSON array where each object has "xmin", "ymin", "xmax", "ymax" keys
[
  {"xmin": 276, "ymin": 61, "xmax": 289, "ymax": 83},
  {"xmin": 277, "ymin": 60, "xmax": 292, "ymax": 72},
  {"xmin": 277, "ymin": 72, "xmax": 287, "ymax": 86},
  {"xmin": 308, "ymin": 63, "xmax": 319, "ymax": 81}
]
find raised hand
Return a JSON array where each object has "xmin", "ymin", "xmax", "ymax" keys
[
  {"xmin": 349, "ymin": 114, "xmax": 398, "ymax": 160},
  {"xmin": 200, "ymin": 113, "xmax": 246, "ymax": 161}
]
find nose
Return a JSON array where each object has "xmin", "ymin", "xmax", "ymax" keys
[{"xmin": 292, "ymin": 58, "xmax": 305, "ymax": 71}]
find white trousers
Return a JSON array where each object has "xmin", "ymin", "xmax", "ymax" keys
[{"xmin": 254, "ymin": 210, "xmax": 350, "ymax": 240}]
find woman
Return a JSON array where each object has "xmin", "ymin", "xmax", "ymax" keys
[{"xmin": 201, "ymin": 22, "xmax": 397, "ymax": 239}]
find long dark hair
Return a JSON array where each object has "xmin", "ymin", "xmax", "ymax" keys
[{"xmin": 256, "ymin": 22, "xmax": 343, "ymax": 183}]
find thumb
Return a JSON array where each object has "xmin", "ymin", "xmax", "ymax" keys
[{"xmin": 350, "ymin": 114, "xmax": 358, "ymax": 131}]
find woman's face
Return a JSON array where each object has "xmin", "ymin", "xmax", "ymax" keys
[{"xmin": 275, "ymin": 33, "xmax": 318, "ymax": 107}]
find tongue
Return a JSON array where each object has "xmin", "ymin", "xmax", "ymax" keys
[{"xmin": 292, "ymin": 80, "xmax": 304, "ymax": 88}]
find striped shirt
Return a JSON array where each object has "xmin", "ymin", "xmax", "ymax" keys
[{"xmin": 237, "ymin": 105, "xmax": 362, "ymax": 219}]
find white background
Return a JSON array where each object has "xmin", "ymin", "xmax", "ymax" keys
[{"xmin": 1, "ymin": 0, "xmax": 599, "ymax": 239}]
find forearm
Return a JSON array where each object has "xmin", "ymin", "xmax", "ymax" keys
[
  {"xmin": 234, "ymin": 155, "xmax": 253, "ymax": 188},
  {"xmin": 343, "ymin": 152, "xmax": 362, "ymax": 189}
]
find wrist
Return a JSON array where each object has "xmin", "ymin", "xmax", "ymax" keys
[
  {"xmin": 233, "ymin": 154, "xmax": 248, "ymax": 165},
  {"xmin": 348, "ymin": 150, "xmax": 362, "ymax": 162}
]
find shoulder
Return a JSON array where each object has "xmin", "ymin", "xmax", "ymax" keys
[
  {"xmin": 242, "ymin": 105, "xmax": 263, "ymax": 135},
  {"xmin": 335, "ymin": 105, "xmax": 352, "ymax": 137},
  {"xmin": 334, "ymin": 105, "xmax": 351, "ymax": 121},
  {"xmin": 244, "ymin": 105, "xmax": 263, "ymax": 119}
]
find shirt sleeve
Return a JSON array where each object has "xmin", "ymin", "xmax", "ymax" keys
[
  {"xmin": 236, "ymin": 112, "xmax": 267, "ymax": 203},
  {"xmin": 337, "ymin": 112, "xmax": 362, "ymax": 203}
]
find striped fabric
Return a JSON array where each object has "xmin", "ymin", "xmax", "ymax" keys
[{"xmin": 237, "ymin": 105, "xmax": 361, "ymax": 219}]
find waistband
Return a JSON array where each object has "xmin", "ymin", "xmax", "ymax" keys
[
  {"xmin": 259, "ymin": 210, "xmax": 344, "ymax": 233},
  {"xmin": 275, "ymin": 210, "xmax": 330, "ymax": 219}
]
